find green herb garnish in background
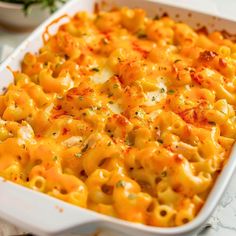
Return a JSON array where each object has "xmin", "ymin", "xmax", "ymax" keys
[{"xmin": 1, "ymin": 0, "xmax": 66, "ymax": 15}]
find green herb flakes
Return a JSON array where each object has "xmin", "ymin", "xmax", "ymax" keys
[
  {"xmin": 208, "ymin": 121, "xmax": 216, "ymax": 125},
  {"xmin": 160, "ymin": 170, "xmax": 167, "ymax": 178},
  {"xmin": 160, "ymin": 88, "xmax": 165, "ymax": 93},
  {"xmin": 125, "ymin": 137, "xmax": 133, "ymax": 146},
  {"xmin": 81, "ymin": 144, "xmax": 89, "ymax": 153},
  {"xmin": 174, "ymin": 59, "xmax": 181, "ymax": 64},
  {"xmin": 128, "ymin": 193, "xmax": 137, "ymax": 200},
  {"xmin": 157, "ymin": 139, "xmax": 163, "ymax": 144},
  {"xmin": 116, "ymin": 180, "xmax": 126, "ymax": 188},
  {"xmin": 74, "ymin": 153, "xmax": 82, "ymax": 158},
  {"xmin": 168, "ymin": 89, "xmax": 175, "ymax": 94},
  {"xmin": 91, "ymin": 67, "xmax": 100, "ymax": 72},
  {"xmin": 137, "ymin": 32, "xmax": 147, "ymax": 39}
]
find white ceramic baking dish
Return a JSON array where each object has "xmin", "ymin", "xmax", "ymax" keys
[
  {"xmin": 0, "ymin": 0, "xmax": 235, "ymax": 235},
  {"xmin": 0, "ymin": 1, "xmax": 50, "ymax": 31}
]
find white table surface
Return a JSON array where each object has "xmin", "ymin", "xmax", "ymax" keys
[{"xmin": 0, "ymin": 0, "xmax": 236, "ymax": 235}]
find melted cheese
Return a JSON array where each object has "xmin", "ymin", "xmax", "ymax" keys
[{"xmin": 0, "ymin": 7, "xmax": 235, "ymax": 228}]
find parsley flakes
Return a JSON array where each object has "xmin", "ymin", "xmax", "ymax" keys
[
  {"xmin": 174, "ymin": 59, "xmax": 181, "ymax": 64},
  {"xmin": 91, "ymin": 67, "xmax": 100, "ymax": 72},
  {"xmin": 113, "ymin": 84, "xmax": 119, "ymax": 89},
  {"xmin": 74, "ymin": 153, "xmax": 82, "ymax": 158},
  {"xmin": 137, "ymin": 33, "xmax": 147, "ymax": 39},
  {"xmin": 160, "ymin": 170, "xmax": 167, "ymax": 178},
  {"xmin": 81, "ymin": 144, "xmax": 89, "ymax": 153},
  {"xmin": 128, "ymin": 193, "xmax": 137, "ymax": 200},
  {"xmin": 116, "ymin": 180, "xmax": 126, "ymax": 188},
  {"xmin": 137, "ymin": 30, "xmax": 147, "ymax": 39},
  {"xmin": 208, "ymin": 121, "xmax": 216, "ymax": 125},
  {"xmin": 160, "ymin": 88, "xmax": 165, "ymax": 93},
  {"xmin": 168, "ymin": 89, "xmax": 175, "ymax": 94},
  {"xmin": 157, "ymin": 139, "xmax": 163, "ymax": 144}
]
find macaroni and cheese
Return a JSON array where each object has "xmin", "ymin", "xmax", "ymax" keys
[{"xmin": 0, "ymin": 7, "xmax": 235, "ymax": 227}]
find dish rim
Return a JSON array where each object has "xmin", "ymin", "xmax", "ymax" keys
[{"xmin": 0, "ymin": 0, "xmax": 236, "ymax": 235}]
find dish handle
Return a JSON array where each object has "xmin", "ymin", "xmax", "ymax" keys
[{"xmin": 0, "ymin": 179, "xmax": 104, "ymax": 236}]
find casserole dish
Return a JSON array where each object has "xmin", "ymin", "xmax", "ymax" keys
[{"xmin": 0, "ymin": 0, "xmax": 236, "ymax": 235}]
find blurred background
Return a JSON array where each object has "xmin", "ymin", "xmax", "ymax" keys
[{"xmin": 1, "ymin": 0, "xmax": 236, "ymax": 54}]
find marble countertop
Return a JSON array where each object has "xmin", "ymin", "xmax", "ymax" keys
[{"xmin": 0, "ymin": 0, "xmax": 236, "ymax": 235}]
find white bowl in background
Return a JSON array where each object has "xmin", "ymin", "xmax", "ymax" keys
[{"xmin": 0, "ymin": 1, "xmax": 51, "ymax": 31}]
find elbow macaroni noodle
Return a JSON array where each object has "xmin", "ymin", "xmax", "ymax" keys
[{"xmin": 0, "ymin": 7, "xmax": 236, "ymax": 227}]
